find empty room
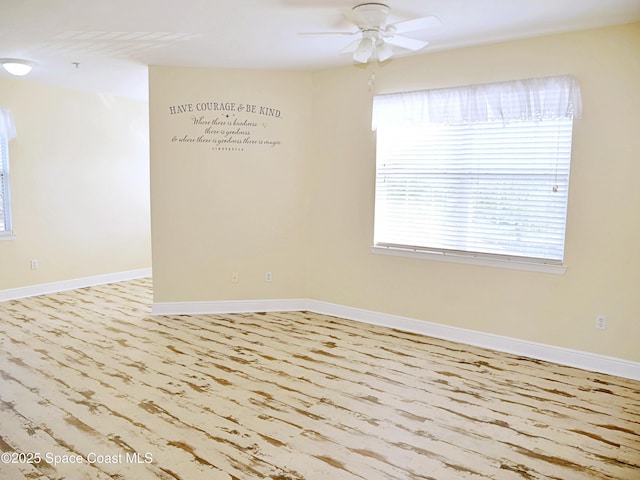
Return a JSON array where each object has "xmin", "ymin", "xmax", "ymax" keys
[{"xmin": 1, "ymin": 1, "xmax": 639, "ymax": 479}]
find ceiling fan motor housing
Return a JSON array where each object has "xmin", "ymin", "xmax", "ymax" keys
[{"xmin": 352, "ymin": 3, "xmax": 390, "ymax": 29}]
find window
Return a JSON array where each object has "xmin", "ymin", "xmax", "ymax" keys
[
  {"xmin": 0, "ymin": 109, "xmax": 16, "ymax": 238},
  {"xmin": 372, "ymin": 75, "xmax": 582, "ymax": 271}
]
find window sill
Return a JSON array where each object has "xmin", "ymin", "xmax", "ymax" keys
[
  {"xmin": 371, "ymin": 245, "xmax": 566, "ymax": 275},
  {"xmin": 0, "ymin": 232, "xmax": 15, "ymax": 241}
]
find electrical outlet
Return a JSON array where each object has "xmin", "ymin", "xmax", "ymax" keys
[
  {"xmin": 231, "ymin": 273, "xmax": 239, "ymax": 284},
  {"xmin": 30, "ymin": 259, "xmax": 39, "ymax": 270},
  {"xmin": 265, "ymin": 271, "xmax": 272, "ymax": 282},
  {"xmin": 596, "ymin": 315, "xmax": 607, "ymax": 330}
]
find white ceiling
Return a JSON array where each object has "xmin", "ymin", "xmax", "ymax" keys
[{"xmin": 1, "ymin": 0, "xmax": 639, "ymax": 100}]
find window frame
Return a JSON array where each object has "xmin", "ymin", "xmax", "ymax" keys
[
  {"xmin": 370, "ymin": 76, "xmax": 580, "ymax": 274},
  {"xmin": 0, "ymin": 133, "xmax": 14, "ymax": 240}
]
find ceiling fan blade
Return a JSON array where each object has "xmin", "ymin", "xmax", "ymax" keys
[
  {"xmin": 298, "ymin": 31, "xmax": 357, "ymax": 36},
  {"xmin": 389, "ymin": 15, "xmax": 440, "ymax": 34},
  {"xmin": 340, "ymin": 38, "xmax": 361, "ymax": 53},
  {"xmin": 385, "ymin": 35, "xmax": 428, "ymax": 51}
]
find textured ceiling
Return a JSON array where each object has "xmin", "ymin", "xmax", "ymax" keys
[{"xmin": 1, "ymin": 0, "xmax": 639, "ymax": 100}]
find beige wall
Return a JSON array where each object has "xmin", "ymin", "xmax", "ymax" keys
[
  {"xmin": 149, "ymin": 66, "xmax": 313, "ymax": 302},
  {"xmin": 149, "ymin": 23, "xmax": 639, "ymax": 362},
  {"xmin": 307, "ymin": 23, "xmax": 640, "ymax": 362},
  {"xmin": 0, "ymin": 78, "xmax": 151, "ymax": 289}
]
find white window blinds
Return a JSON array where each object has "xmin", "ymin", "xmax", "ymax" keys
[{"xmin": 372, "ymin": 75, "xmax": 581, "ymax": 265}]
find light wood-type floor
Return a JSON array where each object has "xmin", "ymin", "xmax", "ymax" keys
[{"xmin": 0, "ymin": 278, "xmax": 638, "ymax": 479}]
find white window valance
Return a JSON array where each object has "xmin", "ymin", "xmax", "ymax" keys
[
  {"xmin": 372, "ymin": 75, "xmax": 582, "ymax": 129},
  {"xmin": 0, "ymin": 109, "xmax": 16, "ymax": 140}
]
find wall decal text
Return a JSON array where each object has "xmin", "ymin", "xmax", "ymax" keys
[{"xmin": 168, "ymin": 102, "xmax": 283, "ymax": 152}]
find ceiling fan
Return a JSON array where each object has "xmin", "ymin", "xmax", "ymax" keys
[{"xmin": 301, "ymin": 3, "xmax": 440, "ymax": 64}]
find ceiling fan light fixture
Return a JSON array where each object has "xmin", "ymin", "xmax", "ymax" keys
[
  {"xmin": 376, "ymin": 41, "xmax": 393, "ymax": 62},
  {"xmin": 353, "ymin": 37, "xmax": 374, "ymax": 63},
  {"xmin": 1, "ymin": 59, "xmax": 34, "ymax": 76}
]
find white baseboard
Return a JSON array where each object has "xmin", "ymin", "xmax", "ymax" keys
[
  {"xmin": 0, "ymin": 267, "xmax": 152, "ymax": 302},
  {"xmin": 151, "ymin": 298, "xmax": 308, "ymax": 316},
  {"xmin": 4, "ymin": 275, "xmax": 636, "ymax": 381},
  {"xmin": 153, "ymin": 297, "xmax": 640, "ymax": 381},
  {"xmin": 305, "ymin": 300, "xmax": 640, "ymax": 381}
]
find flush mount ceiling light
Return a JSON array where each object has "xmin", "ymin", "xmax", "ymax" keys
[{"xmin": 1, "ymin": 59, "xmax": 34, "ymax": 76}]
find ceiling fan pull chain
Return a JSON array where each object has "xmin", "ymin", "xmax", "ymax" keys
[{"xmin": 368, "ymin": 62, "xmax": 376, "ymax": 90}]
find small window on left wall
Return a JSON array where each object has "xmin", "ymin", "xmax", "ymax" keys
[{"xmin": 0, "ymin": 108, "xmax": 15, "ymax": 238}]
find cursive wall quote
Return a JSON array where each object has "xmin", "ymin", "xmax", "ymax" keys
[{"xmin": 168, "ymin": 101, "xmax": 283, "ymax": 152}]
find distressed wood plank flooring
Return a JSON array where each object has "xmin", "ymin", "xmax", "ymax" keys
[{"xmin": 0, "ymin": 278, "xmax": 638, "ymax": 479}]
